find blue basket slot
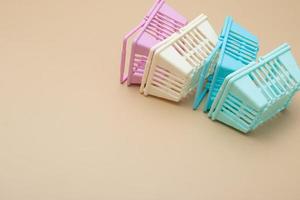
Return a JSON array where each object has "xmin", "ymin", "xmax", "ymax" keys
[{"xmin": 202, "ymin": 16, "xmax": 259, "ymax": 112}]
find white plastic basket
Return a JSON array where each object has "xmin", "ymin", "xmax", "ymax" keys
[{"xmin": 140, "ymin": 14, "xmax": 218, "ymax": 102}]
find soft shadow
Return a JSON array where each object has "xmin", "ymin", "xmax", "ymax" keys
[{"xmin": 247, "ymin": 109, "xmax": 293, "ymax": 140}]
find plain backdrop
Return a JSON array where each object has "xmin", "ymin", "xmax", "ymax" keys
[{"xmin": 0, "ymin": 0, "xmax": 300, "ymax": 199}]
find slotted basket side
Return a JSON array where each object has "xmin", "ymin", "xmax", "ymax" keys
[
  {"xmin": 209, "ymin": 44, "xmax": 300, "ymax": 133},
  {"xmin": 120, "ymin": 0, "xmax": 164, "ymax": 84},
  {"xmin": 142, "ymin": 54, "xmax": 188, "ymax": 101},
  {"xmin": 203, "ymin": 17, "xmax": 259, "ymax": 112},
  {"xmin": 222, "ymin": 17, "xmax": 259, "ymax": 64},
  {"xmin": 143, "ymin": 8, "xmax": 186, "ymax": 41},
  {"xmin": 173, "ymin": 21, "xmax": 216, "ymax": 97},
  {"xmin": 224, "ymin": 30, "xmax": 259, "ymax": 65}
]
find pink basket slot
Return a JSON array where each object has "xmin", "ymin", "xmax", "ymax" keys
[{"xmin": 120, "ymin": 0, "xmax": 187, "ymax": 85}]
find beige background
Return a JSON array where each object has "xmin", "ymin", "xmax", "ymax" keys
[{"xmin": 0, "ymin": 0, "xmax": 300, "ymax": 199}]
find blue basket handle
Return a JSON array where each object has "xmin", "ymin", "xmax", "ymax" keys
[{"xmin": 193, "ymin": 42, "xmax": 222, "ymax": 110}]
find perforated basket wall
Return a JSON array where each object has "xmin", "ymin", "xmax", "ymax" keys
[
  {"xmin": 120, "ymin": 0, "xmax": 187, "ymax": 85},
  {"xmin": 208, "ymin": 44, "xmax": 300, "ymax": 133},
  {"xmin": 193, "ymin": 16, "xmax": 259, "ymax": 111},
  {"xmin": 140, "ymin": 14, "xmax": 218, "ymax": 102}
]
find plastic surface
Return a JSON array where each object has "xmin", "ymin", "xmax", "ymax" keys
[
  {"xmin": 193, "ymin": 16, "xmax": 259, "ymax": 111},
  {"xmin": 140, "ymin": 14, "xmax": 218, "ymax": 102},
  {"xmin": 120, "ymin": 0, "xmax": 187, "ymax": 85},
  {"xmin": 208, "ymin": 43, "xmax": 300, "ymax": 133}
]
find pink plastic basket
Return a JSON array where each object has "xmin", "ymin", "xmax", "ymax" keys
[{"xmin": 120, "ymin": 0, "xmax": 187, "ymax": 85}]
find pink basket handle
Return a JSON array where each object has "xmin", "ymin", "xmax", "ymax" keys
[
  {"xmin": 120, "ymin": 0, "xmax": 164, "ymax": 84},
  {"xmin": 120, "ymin": 22, "xmax": 146, "ymax": 84}
]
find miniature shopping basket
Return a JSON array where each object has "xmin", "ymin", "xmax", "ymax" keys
[
  {"xmin": 193, "ymin": 16, "xmax": 259, "ymax": 111},
  {"xmin": 140, "ymin": 14, "xmax": 218, "ymax": 102},
  {"xmin": 208, "ymin": 43, "xmax": 300, "ymax": 133},
  {"xmin": 120, "ymin": 0, "xmax": 187, "ymax": 85}
]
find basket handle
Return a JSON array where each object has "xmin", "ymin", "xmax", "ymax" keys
[
  {"xmin": 193, "ymin": 42, "xmax": 222, "ymax": 110},
  {"xmin": 120, "ymin": 0, "xmax": 164, "ymax": 84},
  {"xmin": 120, "ymin": 21, "xmax": 146, "ymax": 84},
  {"xmin": 193, "ymin": 77, "xmax": 212, "ymax": 110}
]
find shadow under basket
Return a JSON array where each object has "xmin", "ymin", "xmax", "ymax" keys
[
  {"xmin": 208, "ymin": 43, "xmax": 300, "ymax": 133},
  {"xmin": 140, "ymin": 14, "xmax": 218, "ymax": 102},
  {"xmin": 120, "ymin": 0, "xmax": 187, "ymax": 85},
  {"xmin": 193, "ymin": 16, "xmax": 259, "ymax": 112}
]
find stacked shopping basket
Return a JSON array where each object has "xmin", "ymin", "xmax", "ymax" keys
[{"xmin": 120, "ymin": 0, "xmax": 300, "ymax": 133}]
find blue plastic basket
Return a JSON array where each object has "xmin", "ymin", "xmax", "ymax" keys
[
  {"xmin": 193, "ymin": 16, "xmax": 259, "ymax": 112},
  {"xmin": 208, "ymin": 43, "xmax": 300, "ymax": 133}
]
